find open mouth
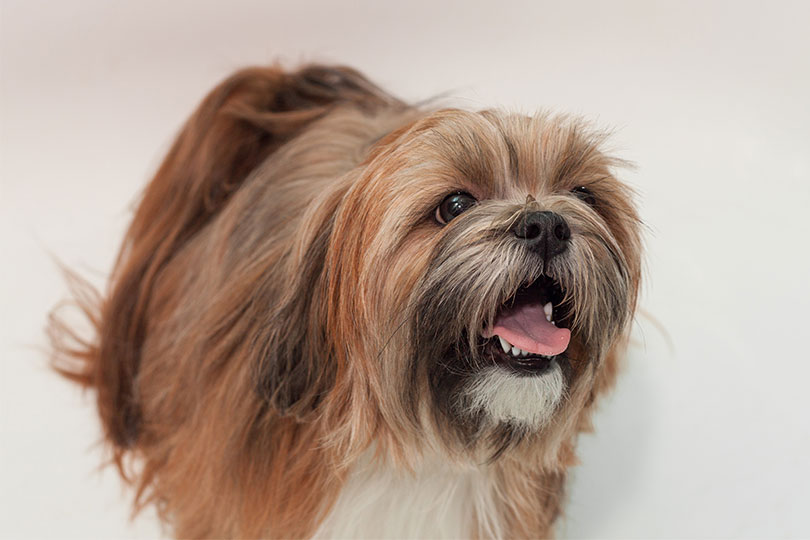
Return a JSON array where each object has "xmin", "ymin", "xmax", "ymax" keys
[{"xmin": 481, "ymin": 276, "xmax": 572, "ymax": 376}]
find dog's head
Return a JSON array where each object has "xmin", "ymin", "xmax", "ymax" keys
[{"xmin": 253, "ymin": 107, "xmax": 642, "ymax": 460}]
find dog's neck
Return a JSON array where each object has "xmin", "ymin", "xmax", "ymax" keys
[{"xmin": 315, "ymin": 448, "xmax": 503, "ymax": 538}]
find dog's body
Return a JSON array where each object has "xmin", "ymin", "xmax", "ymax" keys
[{"xmin": 52, "ymin": 65, "xmax": 641, "ymax": 538}]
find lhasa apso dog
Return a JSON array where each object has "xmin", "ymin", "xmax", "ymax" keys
[{"xmin": 52, "ymin": 64, "xmax": 642, "ymax": 538}]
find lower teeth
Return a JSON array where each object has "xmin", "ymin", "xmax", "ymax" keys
[{"xmin": 492, "ymin": 339, "xmax": 555, "ymax": 359}]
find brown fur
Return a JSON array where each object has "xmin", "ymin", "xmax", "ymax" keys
[{"xmin": 51, "ymin": 63, "xmax": 641, "ymax": 538}]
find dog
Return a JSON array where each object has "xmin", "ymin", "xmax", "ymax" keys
[{"xmin": 51, "ymin": 64, "xmax": 642, "ymax": 538}]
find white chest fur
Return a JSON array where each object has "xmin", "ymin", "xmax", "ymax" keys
[{"xmin": 314, "ymin": 452, "xmax": 500, "ymax": 539}]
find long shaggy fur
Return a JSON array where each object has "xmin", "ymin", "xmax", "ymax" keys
[{"xmin": 51, "ymin": 63, "xmax": 641, "ymax": 538}]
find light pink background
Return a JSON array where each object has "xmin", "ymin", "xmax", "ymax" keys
[{"xmin": 2, "ymin": 1, "xmax": 809, "ymax": 537}]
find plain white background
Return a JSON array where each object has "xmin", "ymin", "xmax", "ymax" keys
[{"xmin": 2, "ymin": 1, "xmax": 809, "ymax": 538}]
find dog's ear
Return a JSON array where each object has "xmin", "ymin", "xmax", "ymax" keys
[
  {"xmin": 250, "ymin": 215, "xmax": 338, "ymax": 417},
  {"xmin": 52, "ymin": 65, "xmax": 401, "ymax": 450}
]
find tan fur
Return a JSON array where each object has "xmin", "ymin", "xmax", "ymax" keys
[{"xmin": 51, "ymin": 64, "xmax": 641, "ymax": 538}]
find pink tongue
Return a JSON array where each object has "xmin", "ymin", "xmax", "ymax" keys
[{"xmin": 485, "ymin": 303, "xmax": 571, "ymax": 356}]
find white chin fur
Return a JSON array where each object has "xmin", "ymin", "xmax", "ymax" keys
[{"xmin": 463, "ymin": 362, "xmax": 565, "ymax": 429}]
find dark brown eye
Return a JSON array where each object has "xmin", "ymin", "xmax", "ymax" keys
[
  {"xmin": 571, "ymin": 186, "xmax": 596, "ymax": 206},
  {"xmin": 435, "ymin": 192, "xmax": 477, "ymax": 225}
]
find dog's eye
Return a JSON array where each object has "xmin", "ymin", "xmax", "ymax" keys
[
  {"xmin": 571, "ymin": 186, "xmax": 596, "ymax": 206},
  {"xmin": 435, "ymin": 192, "xmax": 477, "ymax": 225}
]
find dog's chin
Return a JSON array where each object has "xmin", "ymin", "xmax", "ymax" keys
[{"xmin": 462, "ymin": 360, "xmax": 566, "ymax": 431}]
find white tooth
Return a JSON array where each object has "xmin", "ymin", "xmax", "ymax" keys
[
  {"xmin": 543, "ymin": 302, "xmax": 553, "ymax": 322},
  {"xmin": 511, "ymin": 346, "xmax": 520, "ymax": 357},
  {"xmin": 521, "ymin": 349, "xmax": 529, "ymax": 357},
  {"xmin": 498, "ymin": 336, "xmax": 511, "ymax": 353}
]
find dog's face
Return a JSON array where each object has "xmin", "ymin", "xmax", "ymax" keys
[{"xmin": 313, "ymin": 109, "xmax": 641, "ymax": 456}]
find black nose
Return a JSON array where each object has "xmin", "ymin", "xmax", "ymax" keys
[{"xmin": 512, "ymin": 211, "xmax": 571, "ymax": 260}]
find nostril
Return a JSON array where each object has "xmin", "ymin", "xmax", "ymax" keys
[
  {"xmin": 524, "ymin": 223, "xmax": 540, "ymax": 240},
  {"xmin": 553, "ymin": 223, "xmax": 570, "ymax": 242}
]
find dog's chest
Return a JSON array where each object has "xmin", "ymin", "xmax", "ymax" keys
[{"xmin": 314, "ymin": 454, "xmax": 497, "ymax": 539}]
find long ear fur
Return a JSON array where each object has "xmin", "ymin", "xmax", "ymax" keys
[
  {"xmin": 50, "ymin": 64, "xmax": 402, "ymax": 454},
  {"xmin": 251, "ymin": 219, "xmax": 337, "ymax": 417}
]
